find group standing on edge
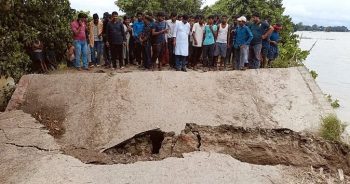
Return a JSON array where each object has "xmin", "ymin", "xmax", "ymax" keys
[{"xmin": 66, "ymin": 11, "xmax": 283, "ymax": 73}]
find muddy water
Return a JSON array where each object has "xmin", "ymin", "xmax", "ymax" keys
[{"xmin": 298, "ymin": 31, "xmax": 350, "ymax": 122}]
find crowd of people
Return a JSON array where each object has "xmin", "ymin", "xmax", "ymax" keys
[{"xmin": 67, "ymin": 11, "xmax": 282, "ymax": 72}]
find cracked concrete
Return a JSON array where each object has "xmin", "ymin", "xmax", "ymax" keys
[{"xmin": 1, "ymin": 67, "xmax": 346, "ymax": 183}]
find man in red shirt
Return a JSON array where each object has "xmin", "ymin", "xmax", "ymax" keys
[{"xmin": 71, "ymin": 13, "xmax": 89, "ymax": 70}]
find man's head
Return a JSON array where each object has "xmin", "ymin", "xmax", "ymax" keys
[
  {"xmin": 196, "ymin": 15, "xmax": 204, "ymax": 24},
  {"xmin": 77, "ymin": 13, "xmax": 85, "ymax": 22},
  {"xmin": 221, "ymin": 15, "xmax": 228, "ymax": 24},
  {"xmin": 252, "ymin": 12, "xmax": 261, "ymax": 23},
  {"xmin": 103, "ymin": 12, "xmax": 109, "ymax": 19},
  {"xmin": 178, "ymin": 15, "xmax": 183, "ymax": 21},
  {"xmin": 273, "ymin": 23, "xmax": 283, "ymax": 32},
  {"xmin": 111, "ymin": 11, "xmax": 118, "ymax": 22},
  {"xmin": 93, "ymin": 13, "xmax": 99, "ymax": 24},
  {"xmin": 207, "ymin": 15, "xmax": 214, "ymax": 25},
  {"xmin": 144, "ymin": 16, "xmax": 153, "ymax": 25},
  {"xmin": 182, "ymin": 14, "xmax": 189, "ymax": 24},
  {"xmin": 136, "ymin": 12, "xmax": 143, "ymax": 21},
  {"xmin": 237, "ymin": 16, "xmax": 247, "ymax": 26},
  {"xmin": 123, "ymin": 16, "xmax": 131, "ymax": 25},
  {"xmin": 157, "ymin": 12, "xmax": 165, "ymax": 22},
  {"xmin": 170, "ymin": 12, "xmax": 177, "ymax": 21}
]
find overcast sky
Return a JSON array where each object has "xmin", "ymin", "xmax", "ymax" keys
[{"xmin": 70, "ymin": 0, "xmax": 350, "ymax": 27}]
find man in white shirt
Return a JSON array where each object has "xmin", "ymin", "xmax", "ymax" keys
[
  {"xmin": 173, "ymin": 14, "xmax": 191, "ymax": 72},
  {"xmin": 214, "ymin": 15, "xmax": 230, "ymax": 70},
  {"xmin": 190, "ymin": 15, "xmax": 205, "ymax": 70},
  {"xmin": 166, "ymin": 12, "xmax": 177, "ymax": 68}
]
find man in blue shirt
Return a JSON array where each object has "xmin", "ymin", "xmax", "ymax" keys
[
  {"xmin": 202, "ymin": 15, "xmax": 218, "ymax": 71},
  {"xmin": 268, "ymin": 24, "xmax": 282, "ymax": 66},
  {"xmin": 133, "ymin": 12, "xmax": 144, "ymax": 66},
  {"xmin": 248, "ymin": 13, "xmax": 274, "ymax": 69},
  {"xmin": 233, "ymin": 16, "xmax": 253, "ymax": 70},
  {"xmin": 151, "ymin": 12, "xmax": 168, "ymax": 70}
]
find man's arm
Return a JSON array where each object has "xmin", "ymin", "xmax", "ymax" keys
[
  {"xmin": 262, "ymin": 24, "xmax": 274, "ymax": 39},
  {"xmin": 173, "ymin": 23, "xmax": 178, "ymax": 46},
  {"xmin": 245, "ymin": 27, "xmax": 254, "ymax": 46}
]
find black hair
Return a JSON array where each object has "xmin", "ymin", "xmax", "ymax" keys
[
  {"xmin": 145, "ymin": 16, "xmax": 153, "ymax": 22},
  {"xmin": 207, "ymin": 15, "xmax": 214, "ymax": 20},
  {"xmin": 136, "ymin": 12, "xmax": 143, "ymax": 16},
  {"xmin": 182, "ymin": 14, "xmax": 189, "ymax": 21},
  {"xmin": 103, "ymin": 12, "xmax": 109, "ymax": 19},
  {"xmin": 157, "ymin": 12, "xmax": 165, "ymax": 17},
  {"xmin": 93, "ymin": 13, "xmax": 99, "ymax": 20},
  {"xmin": 112, "ymin": 11, "xmax": 118, "ymax": 16},
  {"xmin": 252, "ymin": 12, "xmax": 260, "ymax": 18},
  {"xmin": 222, "ymin": 14, "xmax": 227, "ymax": 18},
  {"xmin": 170, "ymin": 12, "xmax": 177, "ymax": 17},
  {"xmin": 123, "ymin": 15, "xmax": 130, "ymax": 20},
  {"xmin": 78, "ymin": 13, "xmax": 85, "ymax": 19}
]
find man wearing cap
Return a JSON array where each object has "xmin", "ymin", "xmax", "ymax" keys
[
  {"xmin": 248, "ymin": 12, "xmax": 274, "ymax": 69},
  {"xmin": 71, "ymin": 13, "xmax": 89, "ymax": 70},
  {"xmin": 233, "ymin": 16, "xmax": 253, "ymax": 70},
  {"xmin": 89, "ymin": 13, "xmax": 103, "ymax": 67},
  {"xmin": 268, "ymin": 24, "xmax": 282, "ymax": 66}
]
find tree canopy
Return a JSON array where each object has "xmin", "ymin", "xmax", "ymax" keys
[
  {"xmin": 0, "ymin": 0, "xmax": 74, "ymax": 81},
  {"xmin": 115, "ymin": 0, "xmax": 202, "ymax": 16},
  {"xmin": 205, "ymin": 0, "xmax": 308, "ymax": 67}
]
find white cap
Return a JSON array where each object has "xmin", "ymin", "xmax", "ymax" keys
[{"xmin": 237, "ymin": 16, "xmax": 247, "ymax": 22}]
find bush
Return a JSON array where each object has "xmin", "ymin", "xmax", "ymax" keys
[
  {"xmin": 0, "ymin": 84, "xmax": 16, "ymax": 111},
  {"xmin": 310, "ymin": 70, "xmax": 318, "ymax": 79},
  {"xmin": 0, "ymin": 0, "xmax": 74, "ymax": 82},
  {"xmin": 320, "ymin": 114, "xmax": 345, "ymax": 141}
]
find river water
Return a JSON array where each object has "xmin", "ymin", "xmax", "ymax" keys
[{"xmin": 298, "ymin": 31, "xmax": 350, "ymax": 122}]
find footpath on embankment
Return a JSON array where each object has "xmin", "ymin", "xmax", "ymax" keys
[{"xmin": 1, "ymin": 67, "xmax": 348, "ymax": 183}]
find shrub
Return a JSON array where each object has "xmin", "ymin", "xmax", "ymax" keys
[{"xmin": 320, "ymin": 114, "xmax": 345, "ymax": 141}]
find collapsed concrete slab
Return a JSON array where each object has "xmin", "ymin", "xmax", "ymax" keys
[{"xmin": 1, "ymin": 67, "xmax": 343, "ymax": 183}]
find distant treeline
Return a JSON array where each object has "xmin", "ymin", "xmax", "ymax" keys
[{"xmin": 294, "ymin": 22, "xmax": 349, "ymax": 32}]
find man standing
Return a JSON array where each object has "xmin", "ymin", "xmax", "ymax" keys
[
  {"xmin": 102, "ymin": 12, "xmax": 111, "ymax": 67},
  {"xmin": 233, "ymin": 16, "xmax": 253, "ymax": 70},
  {"xmin": 123, "ymin": 16, "xmax": 132, "ymax": 66},
  {"xmin": 70, "ymin": 13, "xmax": 88, "ymax": 70},
  {"xmin": 214, "ymin": 15, "xmax": 230, "ymax": 70},
  {"xmin": 151, "ymin": 12, "xmax": 167, "ymax": 70},
  {"xmin": 190, "ymin": 15, "xmax": 205, "ymax": 70},
  {"xmin": 89, "ymin": 13, "xmax": 103, "ymax": 67},
  {"xmin": 166, "ymin": 12, "xmax": 177, "ymax": 69},
  {"xmin": 173, "ymin": 14, "xmax": 191, "ymax": 72},
  {"xmin": 202, "ymin": 15, "xmax": 218, "ymax": 71},
  {"xmin": 248, "ymin": 13, "xmax": 274, "ymax": 69},
  {"xmin": 106, "ymin": 11, "xmax": 126, "ymax": 70},
  {"xmin": 268, "ymin": 24, "xmax": 282, "ymax": 66},
  {"xmin": 133, "ymin": 12, "xmax": 145, "ymax": 66},
  {"xmin": 140, "ymin": 16, "xmax": 153, "ymax": 70}
]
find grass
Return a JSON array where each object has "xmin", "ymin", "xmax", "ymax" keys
[{"xmin": 320, "ymin": 114, "xmax": 346, "ymax": 141}]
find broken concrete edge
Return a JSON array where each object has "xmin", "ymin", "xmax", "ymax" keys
[
  {"xmin": 5, "ymin": 75, "xmax": 34, "ymax": 112},
  {"xmin": 298, "ymin": 66, "xmax": 350, "ymax": 143},
  {"xmin": 97, "ymin": 123, "xmax": 350, "ymax": 175}
]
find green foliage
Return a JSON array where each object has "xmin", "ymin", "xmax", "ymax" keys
[
  {"xmin": 206, "ymin": 0, "xmax": 309, "ymax": 67},
  {"xmin": 331, "ymin": 100, "xmax": 340, "ymax": 109},
  {"xmin": 0, "ymin": 84, "xmax": 16, "ymax": 111},
  {"xmin": 320, "ymin": 114, "xmax": 346, "ymax": 142},
  {"xmin": 0, "ymin": 0, "xmax": 74, "ymax": 82},
  {"xmin": 310, "ymin": 70, "xmax": 318, "ymax": 79},
  {"xmin": 115, "ymin": 0, "xmax": 202, "ymax": 16},
  {"xmin": 326, "ymin": 95, "xmax": 341, "ymax": 109}
]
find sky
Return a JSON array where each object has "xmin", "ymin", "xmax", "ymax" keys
[{"xmin": 70, "ymin": 0, "xmax": 350, "ymax": 27}]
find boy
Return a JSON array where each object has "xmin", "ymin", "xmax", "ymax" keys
[{"xmin": 202, "ymin": 15, "xmax": 218, "ymax": 71}]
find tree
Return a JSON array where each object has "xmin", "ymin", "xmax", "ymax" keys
[
  {"xmin": 115, "ymin": 0, "xmax": 202, "ymax": 16},
  {"xmin": 0, "ymin": 0, "xmax": 74, "ymax": 82},
  {"xmin": 204, "ymin": 0, "xmax": 308, "ymax": 67}
]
